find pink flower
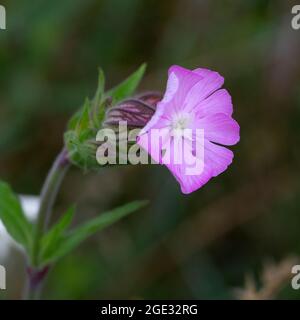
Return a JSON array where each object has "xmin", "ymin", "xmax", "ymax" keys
[{"xmin": 137, "ymin": 65, "xmax": 240, "ymax": 194}]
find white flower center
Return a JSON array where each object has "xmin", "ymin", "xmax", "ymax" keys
[{"xmin": 171, "ymin": 113, "xmax": 192, "ymax": 136}]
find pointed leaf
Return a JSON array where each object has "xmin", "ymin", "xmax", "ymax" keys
[
  {"xmin": 91, "ymin": 68, "xmax": 106, "ymax": 128},
  {"xmin": 93, "ymin": 68, "xmax": 105, "ymax": 108},
  {"xmin": 76, "ymin": 99, "xmax": 91, "ymax": 133},
  {"xmin": 40, "ymin": 206, "xmax": 76, "ymax": 263},
  {"xmin": 106, "ymin": 63, "xmax": 146, "ymax": 103},
  {"xmin": 0, "ymin": 181, "xmax": 33, "ymax": 250}
]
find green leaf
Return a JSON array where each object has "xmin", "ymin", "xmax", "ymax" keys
[
  {"xmin": 40, "ymin": 200, "xmax": 148, "ymax": 265},
  {"xmin": 67, "ymin": 98, "xmax": 91, "ymax": 133},
  {"xmin": 93, "ymin": 68, "xmax": 105, "ymax": 108},
  {"xmin": 91, "ymin": 68, "xmax": 106, "ymax": 128},
  {"xmin": 40, "ymin": 206, "xmax": 76, "ymax": 263},
  {"xmin": 76, "ymin": 99, "xmax": 91, "ymax": 133},
  {"xmin": 0, "ymin": 181, "xmax": 33, "ymax": 250},
  {"xmin": 67, "ymin": 108, "xmax": 82, "ymax": 131},
  {"xmin": 106, "ymin": 63, "xmax": 146, "ymax": 103}
]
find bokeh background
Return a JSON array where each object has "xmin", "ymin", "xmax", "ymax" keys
[{"xmin": 1, "ymin": 0, "xmax": 300, "ymax": 299}]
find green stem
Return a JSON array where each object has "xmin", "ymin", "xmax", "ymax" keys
[{"xmin": 24, "ymin": 148, "xmax": 70, "ymax": 299}]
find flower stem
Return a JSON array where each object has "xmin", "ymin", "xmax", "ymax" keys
[{"xmin": 24, "ymin": 148, "xmax": 70, "ymax": 299}]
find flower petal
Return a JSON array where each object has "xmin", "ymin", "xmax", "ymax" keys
[
  {"xmin": 184, "ymin": 68, "xmax": 224, "ymax": 111},
  {"xmin": 162, "ymin": 137, "xmax": 234, "ymax": 194},
  {"xmin": 166, "ymin": 65, "xmax": 204, "ymax": 109},
  {"xmin": 137, "ymin": 128, "xmax": 171, "ymax": 164},
  {"xmin": 204, "ymin": 140, "xmax": 234, "ymax": 177},
  {"xmin": 197, "ymin": 113, "xmax": 240, "ymax": 146},
  {"xmin": 140, "ymin": 65, "xmax": 203, "ymax": 133},
  {"xmin": 138, "ymin": 106, "xmax": 170, "ymax": 135},
  {"xmin": 160, "ymin": 70, "xmax": 179, "ymax": 104},
  {"xmin": 162, "ymin": 137, "xmax": 212, "ymax": 194},
  {"xmin": 194, "ymin": 89, "xmax": 233, "ymax": 117},
  {"xmin": 168, "ymin": 164, "xmax": 213, "ymax": 194}
]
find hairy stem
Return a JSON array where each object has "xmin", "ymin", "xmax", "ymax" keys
[{"xmin": 24, "ymin": 148, "xmax": 70, "ymax": 299}]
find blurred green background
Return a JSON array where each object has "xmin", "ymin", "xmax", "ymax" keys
[{"xmin": 1, "ymin": 0, "xmax": 300, "ymax": 299}]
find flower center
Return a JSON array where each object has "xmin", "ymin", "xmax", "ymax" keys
[{"xmin": 171, "ymin": 113, "xmax": 192, "ymax": 136}]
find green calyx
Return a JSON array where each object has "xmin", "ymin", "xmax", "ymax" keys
[{"xmin": 64, "ymin": 64, "xmax": 146, "ymax": 171}]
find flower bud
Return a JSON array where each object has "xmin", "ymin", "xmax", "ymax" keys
[
  {"xmin": 136, "ymin": 92, "xmax": 162, "ymax": 108},
  {"xmin": 65, "ymin": 66, "xmax": 152, "ymax": 171},
  {"xmin": 95, "ymin": 92, "xmax": 162, "ymax": 166},
  {"xmin": 103, "ymin": 92, "xmax": 162, "ymax": 129}
]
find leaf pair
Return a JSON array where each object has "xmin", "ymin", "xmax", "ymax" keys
[
  {"xmin": 0, "ymin": 180, "xmax": 147, "ymax": 267},
  {"xmin": 39, "ymin": 200, "xmax": 147, "ymax": 266}
]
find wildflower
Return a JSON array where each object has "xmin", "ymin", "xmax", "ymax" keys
[{"xmin": 137, "ymin": 65, "xmax": 240, "ymax": 194}]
